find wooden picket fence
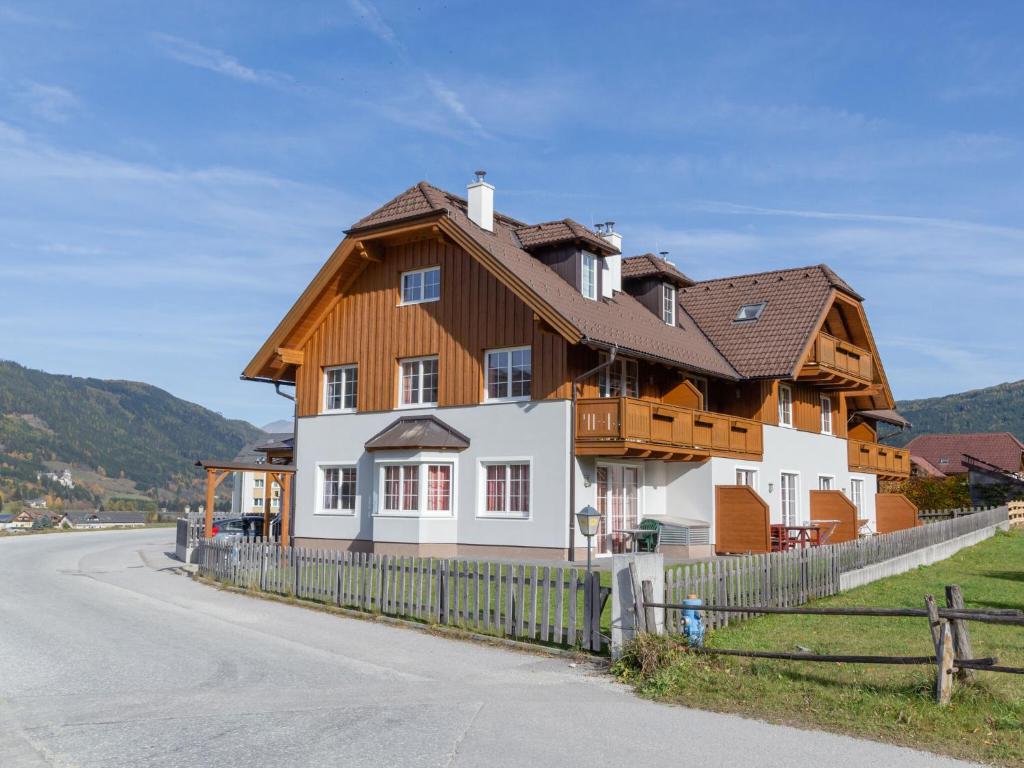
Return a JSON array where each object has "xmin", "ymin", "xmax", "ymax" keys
[
  {"xmin": 197, "ymin": 540, "xmax": 607, "ymax": 652},
  {"xmin": 665, "ymin": 506, "xmax": 1008, "ymax": 633}
]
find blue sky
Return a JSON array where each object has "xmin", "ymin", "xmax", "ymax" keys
[{"xmin": 1, "ymin": 1, "xmax": 1022, "ymax": 428}]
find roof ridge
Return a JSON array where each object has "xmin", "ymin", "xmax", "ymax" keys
[{"xmin": 687, "ymin": 263, "xmax": 833, "ymax": 288}]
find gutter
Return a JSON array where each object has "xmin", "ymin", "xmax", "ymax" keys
[{"xmin": 568, "ymin": 342, "xmax": 618, "ymax": 561}]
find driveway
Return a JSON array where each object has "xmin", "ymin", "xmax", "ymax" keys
[{"xmin": 0, "ymin": 529, "xmax": 977, "ymax": 767}]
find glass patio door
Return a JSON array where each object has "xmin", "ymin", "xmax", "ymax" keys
[{"xmin": 596, "ymin": 464, "xmax": 639, "ymax": 554}]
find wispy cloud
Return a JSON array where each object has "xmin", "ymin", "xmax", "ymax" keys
[
  {"xmin": 153, "ymin": 33, "xmax": 288, "ymax": 87},
  {"xmin": 346, "ymin": 0, "xmax": 486, "ymax": 137},
  {"xmin": 18, "ymin": 81, "xmax": 79, "ymax": 122}
]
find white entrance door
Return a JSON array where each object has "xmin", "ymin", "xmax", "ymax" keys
[{"xmin": 596, "ymin": 464, "xmax": 640, "ymax": 554}]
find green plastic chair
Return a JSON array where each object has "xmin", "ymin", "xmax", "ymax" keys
[{"xmin": 635, "ymin": 518, "xmax": 660, "ymax": 552}]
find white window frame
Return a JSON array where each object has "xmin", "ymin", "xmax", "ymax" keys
[
  {"xmin": 849, "ymin": 478, "xmax": 865, "ymax": 513},
  {"xmin": 735, "ymin": 466, "xmax": 759, "ymax": 491},
  {"xmin": 484, "ymin": 346, "xmax": 532, "ymax": 402},
  {"xmin": 778, "ymin": 383, "xmax": 794, "ymax": 428},
  {"xmin": 598, "ymin": 354, "xmax": 639, "ymax": 398},
  {"xmin": 316, "ymin": 462, "xmax": 359, "ymax": 515},
  {"xmin": 477, "ymin": 458, "xmax": 532, "ymax": 519},
  {"xmin": 818, "ymin": 474, "xmax": 836, "ymax": 491},
  {"xmin": 820, "ymin": 394, "xmax": 832, "ymax": 435},
  {"xmin": 581, "ymin": 252, "xmax": 597, "ymax": 300},
  {"xmin": 399, "ymin": 266, "xmax": 441, "ymax": 305},
  {"xmin": 662, "ymin": 283, "xmax": 676, "ymax": 325},
  {"xmin": 253, "ymin": 478, "xmax": 265, "ymax": 489},
  {"xmin": 398, "ymin": 356, "xmax": 439, "ymax": 408},
  {"xmin": 375, "ymin": 459, "xmax": 456, "ymax": 518},
  {"xmin": 323, "ymin": 364, "xmax": 358, "ymax": 413},
  {"xmin": 780, "ymin": 471, "xmax": 800, "ymax": 526},
  {"xmin": 251, "ymin": 496, "xmax": 261, "ymax": 508}
]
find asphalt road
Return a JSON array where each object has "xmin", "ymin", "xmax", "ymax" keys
[{"xmin": 0, "ymin": 529, "xmax": 978, "ymax": 768}]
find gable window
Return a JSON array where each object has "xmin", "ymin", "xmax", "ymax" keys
[
  {"xmin": 598, "ymin": 353, "xmax": 639, "ymax": 398},
  {"xmin": 780, "ymin": 472, "xmax": 799, "ymax": 526},
  {"xmin": 735, "ymin": 302, "xmax": 766, "ymax": 322},
  {"xmin": 581, "ymin": 252, "xmax": 597, "ymax": 300},
  {"xmin": 778, "ymin": 384, "xmax": 793, "ymax": 428},
  {"xmin": 820, "ymin": 395, "xmax": 832, "ymax": 435},
  {"xmin": 485, "ymin": 347, "xmax": 531, "ymax": 401},
  {"xmin": 481, "ymin": 462, "xmax": 531, "ymax": 518},
  {"xmin": 399, "ymin": 357, "xmax": 439, "ymax": 407},
  {"xmin": 324, "ymin": 365, "xmax": 358, "ymax": 412},
  {"xmin": 380, "ymin": 462, "xmax": 453, "ymax": 516},
  {"xmin": 662, "ymin": 283, "xmax": 677, "ymax": 325},
  {"xmin": 400, "ymin": 266, "xmax": 441, "ymax": 305},
  {"xmin": 320, "ymin": 466, "xmax": 357, "ymax": 513}
]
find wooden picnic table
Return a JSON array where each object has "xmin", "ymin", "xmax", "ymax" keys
[{"xmin": 771, "ymin": 523, "xmax": 825, "ymax": 551}]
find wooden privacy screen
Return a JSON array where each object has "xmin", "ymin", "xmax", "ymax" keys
[
  {"xmin": 810, "ymin": 490, "xmax": 859, "ymax": 543},
  {"xmin": 875, "ymin": 493, "xmax": 920, "ymax": 534},
  {"xmin": 715, "ymin": 485, "xmax": 771, "ymax": 554}
]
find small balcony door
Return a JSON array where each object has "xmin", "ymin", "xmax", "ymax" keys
[{"xmin": 596, "ymin": 464, "xmax": 640, "ymax": 555}]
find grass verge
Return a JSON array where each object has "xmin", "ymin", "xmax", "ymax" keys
[{"xmin": 613, "ymin": 529, "xmax": 1024, "ymax": 766}]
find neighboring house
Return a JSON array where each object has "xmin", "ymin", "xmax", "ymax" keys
[
  {"xmin": 0, "ymin": 513, "xmax": 16, "ymax": 530},
  {"xmin": 229, "ymin": 433, "xmax": 295, "ymax": 517},
  {"xmin": 62, "ymin": 511, "xmax": 147, "ymax": 529},
  {"xmin": 240, "ymin": 175, "xmax": 911, "ymax": 560},
  {"xmin": 8, "ymin": 509, "xmax": 42, "ymax": 529},
  {"xmin": 906, "ymin": 432, "xmax": 1024, "ymax": 505},
  {"xmin": 25, "ymin": 497, "xmax": 48, "ymax": 509},
  {"xmin": 37, "ymin": 468, "xmax": 75, "ymax": 488}
]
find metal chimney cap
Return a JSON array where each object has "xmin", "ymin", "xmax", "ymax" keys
[
  {"xmin": 659, "ymin": 250, "xmax": 669, "ymax": 258},
  {"xmin": 473, "ymin": 170, "xmax": 487, "ymax": 182},
  {"xmin": 605, "ymin": 221, "xmax": 615, "ymax": 231},
  {"xmin": 595, "ymin": 223, "xmax": 605, "ymax": 234}
]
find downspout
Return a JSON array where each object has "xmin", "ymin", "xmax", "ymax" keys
[{"xmin": 568, "ymin": 343, "xmax": 618, "ymax": 561}]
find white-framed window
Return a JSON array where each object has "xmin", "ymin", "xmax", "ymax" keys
[
  {"xmin": 252, "ymin": 496, "xmax": 262, "ymax": 508},
  {"xmin": 598, "ymin": 353, "xmax": 639, "ymax": 398},
  {"xmin": 324, "ymin": 365, "xmax": 358, "ymax": 412},
  {"xmin": 818, "ymin": 475, "xmax": 835, "ymax": 491},
  {"xmin": 780, "ymin": 472, "xmax": 799, "ymax": 526},
  {"xmin": 400, "ymin": 266, "xmax": 441, "ymax": 305},
  {"xmin": 379, "ymin": 462, "xmax": 454, "ymax": 516},
  {"xmin": 849, "ymin": 478, "xmax": 865, "ymax": 513},
  {"xmin": 271, "ymin": 496, "xmax": 280, "ymax": 509},
  {"xmin": 254, "ymin": 478, "xmax": 265, "ymax": 489},
  {"xmin": 485, "ymin": 347, "xmax": 531, "ymax": 401},
  {"xmin": 480, "ymin": 461, "xmax": 531, "ymax": 519},
  {"xmin": 320, "ymin": 465, "xmax": 357, "ymax": 513},
  {"xmin": 662, "ymin": 283, "xmax": 676, "ymax": 325},
  {"xmin": 399, "ymin": 356, "xmax": 439, "ymax": 407},
  {"xmin": 820, "ymin": 394, "xmax": 832, "ymax": 435},
  {"xmin": 735, "ymin": 467, "xmax": 758, "ymax": 489},
  {"xmin": 778, "ymin": 384, "xmax": 793, "ymax": 428},
  {"xmin": 581, "ymin": 252, "xmax": 597, "ymax": 300}
]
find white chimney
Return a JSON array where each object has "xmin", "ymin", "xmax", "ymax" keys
[
  {"xmin": 467, "ymin": 170, "xmax": 494, "ymax": 232},
  {"xmin": 601, "ymin": 220, "xmax": 622, "ymax": 295}
]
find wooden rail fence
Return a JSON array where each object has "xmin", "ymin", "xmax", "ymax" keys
[
  {"xmin": 197, "ymin": 540, "xmax": 607, "ymax": 652},
  {"xmin": 664, "ymin": 506, "xmax": 1008, "ymax": 632}
]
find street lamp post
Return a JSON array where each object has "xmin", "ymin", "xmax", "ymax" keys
[{"xmin": 575, "ymin": 505, "xmax": 601, "ymax": 575}]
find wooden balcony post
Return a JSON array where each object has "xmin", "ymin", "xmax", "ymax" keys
[{"xmin": 204, "ymin": 469, "xmax": 215, "ymax": 538}]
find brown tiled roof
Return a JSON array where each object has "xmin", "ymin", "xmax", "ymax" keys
[
  {"xmin": 621, "ymin": 253, "xmax": 694, "ymax": 286},
  {"xmin": 679, "ymin": 265, "xmax": 856, "ymax": 378},
  {"xmin": 348, "ymin": 181, "xmax": 525, "ymax": 233},
  {"xmin": 514, "ymin": 219, "xmax": 618, "ymax": 255},
  {"xmin": 904, "ymin": 432, "xmax": 1024, "ymax": 476},
  {"xmin": 911, "ymin": 455, "xmax": 947, "ymax": 478},
  {"xmin": 365, "ymin": 415, "xmax": 470, "ymax": 451}
]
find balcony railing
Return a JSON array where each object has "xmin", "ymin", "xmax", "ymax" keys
[
  {"xmin": 848, "ymin": 439, "xmax": 911, "ymax": 479},
  {"xmin": 800, "ymin": 331, "xmax": 873, "ymax": 389},
  {"xmin": 575, "ymin": 397, "xmax": 763, "ymax": 461}
]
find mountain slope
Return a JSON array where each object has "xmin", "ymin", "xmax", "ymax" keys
[
  {"xmin": 890, "ymin": 380, "xmax": 1024, "ymax": 447},
  {"xmin": 0, "ymin": 361, "xmax": 264, "ymax": 493}
]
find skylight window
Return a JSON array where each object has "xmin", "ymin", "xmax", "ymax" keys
[{"xmin": 735, "ymin": 302, "xmax": 766, "ymax": 322}]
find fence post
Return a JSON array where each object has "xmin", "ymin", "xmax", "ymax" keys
[
  {"xmin": 610, "ymin": 553, "xmax": 664, "ymax": 659},
  {"xmin": 437, "ymin": 559, "xmax": 447, "ymax": 624},
  {"xmin": 945, "ymin": 585, "xmax": 975, "ymax": 682}
]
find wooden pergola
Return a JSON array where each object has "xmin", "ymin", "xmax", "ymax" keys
[{"xmin": 196, "ymin": 460, "xmax": 295, "ymax": 547}]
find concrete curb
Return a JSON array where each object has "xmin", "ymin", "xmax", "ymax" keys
[{"xmin": 838, "ymin": 522, "xmax": 1010, "ymax": 591}]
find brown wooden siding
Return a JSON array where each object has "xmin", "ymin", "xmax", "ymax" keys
[
  {"xmin": 875, "ymin": 493, "xmax": 920, "ymax": 533},
  {"xmin": 809, "ymin": 490, "xmax": 859, "ymax": 543},
  {"xmin": 295, "ymin": 239, "xmax": 570, "ymax": 416},
  {"xmin": 715, "ymin": 485, "xmax": 771, "ymax": 554}
]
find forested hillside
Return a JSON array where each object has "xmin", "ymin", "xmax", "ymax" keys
[
  {"xmin": 0, "ymin": 361, "xmax": 263, "ymax": 507},
  {"xmin": 890, "ymin": 380, "xmax": 1024, "ymax": 446}
]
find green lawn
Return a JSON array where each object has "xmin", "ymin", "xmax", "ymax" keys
[{"xmin": 614, "ymin": 529, "xmax": 1024, "ymax": 766}]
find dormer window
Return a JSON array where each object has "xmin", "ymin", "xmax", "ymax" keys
[
  {"xmin": 662, "ymin": 283, "xmax": 676, "ymax": 325},
  {"xmin": 735, "ymin": 302, "xmax": 766, "ymax": 322},
  {"xmin": 581, "ymin": 253, "xmax": 597, "ymax": 300}
]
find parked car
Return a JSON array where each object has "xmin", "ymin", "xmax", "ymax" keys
[{"xmin": 211, "ymin": 514, "xmax": 280, "ymax": 542}]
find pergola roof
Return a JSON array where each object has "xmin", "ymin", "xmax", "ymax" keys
[{"xmin": 195, "ymin": 459, "xmax": 295, "ymax": 473}]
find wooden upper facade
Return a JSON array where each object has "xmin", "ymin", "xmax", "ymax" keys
[{"xmin": 244, "ymin": 180, "xmax": 909, "ymax": 478}]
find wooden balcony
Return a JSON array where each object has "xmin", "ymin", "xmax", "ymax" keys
[
  {"xmin": 575, "ymin": 397, "xmax": 763, "ymax": 461},
  {"xmin": 848, "ymin": 439, "xmax": 911, "ymax": 480},
  {"xmin": 799, "ymin": 331, "xmax": 873, "ymax": 390}
]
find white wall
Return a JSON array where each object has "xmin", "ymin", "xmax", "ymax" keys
[{"xmin": 294, "ymin": 400, "xmax": 572, "ymax": 549}]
